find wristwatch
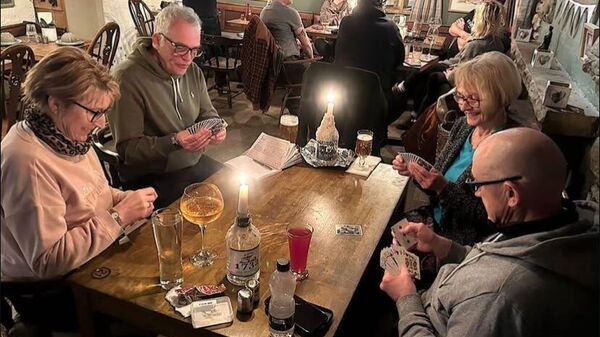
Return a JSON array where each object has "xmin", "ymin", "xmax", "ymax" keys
[
  {"xmin": 108, "ymin": 208, "xmax": 123, "ymax": 226},
  {"xmin": 171, "ymin": 134, "xmax": 181, "ymax": 148}
]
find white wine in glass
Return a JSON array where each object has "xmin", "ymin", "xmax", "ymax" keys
[{"xmin": 180, "ymin": 183, "xmax": 224, "ymax": 267}]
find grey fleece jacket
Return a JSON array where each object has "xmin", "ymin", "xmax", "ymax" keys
[
  {"xmin": 396, "ymin": 204, "xmax": 599, "ymax": 337},
  {"xmin": 109, "ymin": 38, "xmax": 218, "ymax": 182}
]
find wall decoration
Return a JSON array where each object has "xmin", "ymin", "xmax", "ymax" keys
[
  {"xmin": 516, "ymin": 27, "xmax": 534, "ymax": 41},
  {"xmin": 579, "ymin": 23, "xmax": 599, "ymax": 61},
  {"xmin": 543, "ymin": 81, "xmax": 572, "ymax": 109},
  {"xmin": 582, "ymin": 36, "xmax": 599, "ymax": 84},
  {"xmin": 0, "ymin": 0, "xmax": 15, "ymax": 8},
  {"xmin": 532, "ymin": 49, "xmax": 555, "ymax": 67},
  {"xmin": 448, "ymin": 0, "xmax": 482, "ymax": 13}
]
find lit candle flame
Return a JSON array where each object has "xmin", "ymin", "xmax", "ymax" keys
[{"xmin": 240, "ymin": 173, "xmax": 247, "ymax": 186}]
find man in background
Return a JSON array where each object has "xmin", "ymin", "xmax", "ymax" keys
[{"xmin": 183, "ymin": 0, "xmax": 221, "ymax": 35}]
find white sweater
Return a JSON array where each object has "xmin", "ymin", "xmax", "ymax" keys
[{"xmin": 1, "ymin": 122, "xmax": 128, "ymax": 280}]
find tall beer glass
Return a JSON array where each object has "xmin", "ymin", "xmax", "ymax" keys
[
  {"xmin": 152, "ymin": 208, "xmax": 183, "ymax": 290},
  {"xmin": 355, "ymin": 129, "xmax": 373, "ymax": 168},
  {"xmin": 280, "ymin": 114, "xmax": 299, "ymax": 144}
]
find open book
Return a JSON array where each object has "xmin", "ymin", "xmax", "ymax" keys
[{"xmin": 225, "ymin": 133, "xmax": 303, "ymax": 180}]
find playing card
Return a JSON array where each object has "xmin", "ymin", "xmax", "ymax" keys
[
  {"xmin": 379, "ymin": 247, "xmax": 401, "ymax": 275},
  {"xmin": 187, "ymin": 118, "xmax": 228, "ymax": 135},
  {"xmin": 392, "ymin": 246, "xmax": 421, "ymax": 280},
  {"xmin": 391, "ymin": 219, "xmax": 417, "ymax": 249},
  {"xmin": 336, "ymin": 224, "xmax": 363, "ymax": 236},
  {"xmin": 398, "ymin": 152, "xmax": 433, "ymax": 171}
]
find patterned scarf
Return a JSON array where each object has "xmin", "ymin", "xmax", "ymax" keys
[{"xmin": 24, "ymin": 107, "xmax": 92, "ymax": 156}]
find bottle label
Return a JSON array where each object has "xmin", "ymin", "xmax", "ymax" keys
[
  {"xmin": 269, "ymin": 314, "xmax": 294, "ymax": 332},
  {"xmin": 228, "ymin": 246, "xmax": 259, "ymax": 277}
]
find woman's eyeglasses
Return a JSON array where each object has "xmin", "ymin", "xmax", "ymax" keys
[
  {"xmin": 453, "ymin": 92, "xmax": 482, "ymax": 108},
  {"xmin": 159, "ymin": 33, "xmax": 202, "ymax": 58},
  {"xmin": 72, "ymin": 101, "xmax": 110, "ymax": 123},
  {"xmin": 465, "ymin": 175, "xmax": 522, "ymax": 192}
]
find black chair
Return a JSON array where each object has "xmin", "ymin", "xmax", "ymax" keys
[
  {"xmin": 91, "ymin": 126, "xmax": 122, "ymax": 188},
  {"xmin": 297, "ymin": 62, "xmax": 388, "ymax": 155},
  {"xmin": 279, "ymin": 56, "xmax": 322, "ymax": 116},
  {"xmin": 128, "ymin": 0, "xmax": 155, "ymax": 37},
  {"xmin": 199, "ymin": 34, "xmax": 243, "ymax": 108},
  {"xmin": 1, "ymin": 44, "xmax": 35, "ymax": 139},
  {"xmin": 87, "ymin": 22, "xmax": 120, "ymax": 69}
]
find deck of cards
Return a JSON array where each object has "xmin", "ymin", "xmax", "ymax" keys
[
  {"xmin": 187, "ymin": 117, "xmax": 228, "ymax": 135},
  {"xmin": 379, "ymin": 246, "xmax": 421, "ymax": 279},
  {"xmin": 335, "ymin": 224, "xmax": 363, "ymax": 236},
  {"xmin": 398, "ymin": 152, "xmax": 433, "ymax": 171}
]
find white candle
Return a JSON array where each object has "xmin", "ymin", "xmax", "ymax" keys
[
  {"xmin": 238, "ymin": 174, "xmax": 249, "ymax": 217},
  {"xmin": 326, "ymin": 94, "xmax": 335, "ymax": 114}
]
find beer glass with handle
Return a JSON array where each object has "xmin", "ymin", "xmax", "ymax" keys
[
  {"xmin": 180, "ymin": 183, "xmax": 224, "ymax": 267},
  {"xmin": 355, "ymin": 129, "xmax": 373, "ymax": 168}
]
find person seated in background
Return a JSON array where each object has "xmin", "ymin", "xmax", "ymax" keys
[
  {"xmin": 314, "ymin": 0, "xmax": 352, "ymax": 61},
  {"xmin": 393, "ymin": 52, "xmax": 523, "ymax": 245},
  {"xmin": 446, "ymin": 0, "xmax": 508, "ymax": 58},
  {"xmin": 381, "ymin": 128, "xmax": 599, "ymax": 337},
  {"xmin": 260, "ymin": 0, "xmax": 314, "ymax": 114},
  {"xmin": 393, "ymin": 0, "xmax": 507, "ymax": 125},
  {"xmin": 335, "ymin": 0, "xmax": 404, "ymax": 124},
  {"xmin": 183, "ymin": 0, "xmax": 221, "ymax": 35},
  {"xmin": 110, "ymin": 5, "xmax": 226, "ymax": 208},
  {"xmin": 1, "ymin": 47, "xmax": 157, "ymax": 333}
]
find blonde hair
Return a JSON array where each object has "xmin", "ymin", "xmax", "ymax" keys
[
  {"xmin": 23, "ymin": 47, "xmax": 119, "ymax": 112},
  {"xmin": 453, "ymin": 51, "xmax": 522, "ymax": 120},
  {"xmin": 471, "ymin": 1, "xmax": 506, "ymax": 39}
]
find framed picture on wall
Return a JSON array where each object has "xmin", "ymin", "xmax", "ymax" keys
[
  {"xmin": 579, "ymin": 23, "xmax": 599, "ymax": 62},
  {"xmin": 448, "ymin": 0, "xmax": 482, "ymax": 13},
  {"xmin": 515, "ymin": 28, "xmax": 533, "ymax": 42},
  {"xmin": 0, "ymin": 0, "xmax": 15, "ymax": 9}
]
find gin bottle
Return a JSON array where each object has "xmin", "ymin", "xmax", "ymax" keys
[{"xmin": 226, "ymin": 214, "xmax": 261, "ymax": 286}]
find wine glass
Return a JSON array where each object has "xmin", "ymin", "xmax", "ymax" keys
[
  {"xmin": 423, "ymin": 17, "xmax": 442, "ymax": 62},
  {"xmin": 180, "ymin": 182, "xmax": 224, "ymax": 267}
]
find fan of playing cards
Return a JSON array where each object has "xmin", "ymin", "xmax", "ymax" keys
[
  {"xmin": 187, "ymin": 117, "xmax": 228, "ymax": 135},
  {"xmin": 379, "ymin": 219, "xmax": 421, "ymax": 279},
  {"xmin": 398, "ymin": 152, "xmax": 433, "ymax": 171}
]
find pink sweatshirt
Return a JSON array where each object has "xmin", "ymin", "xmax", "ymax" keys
[{"xmin": 1, "ymin": 122, "xmax": 129, "ymax": 281}]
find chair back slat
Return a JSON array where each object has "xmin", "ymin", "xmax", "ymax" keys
[
  {"xmin": 1, "ymin": 44, "xmax": 35, "ymax": 139},
  {"xmin": 128, "ymin": 0, "xmax": 155, "ymax": 37},
  {"xmin": 91, "ymin": 126, "xmax": 122, "ymax": 188},
  {"xmin": 87, "ymin": 22, "xmax": 120, "ymax": 69}
]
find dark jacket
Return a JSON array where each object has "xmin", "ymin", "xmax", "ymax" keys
[{"xmin": 334, "ymin": 4, "xmax": 404, "ymax": 93}]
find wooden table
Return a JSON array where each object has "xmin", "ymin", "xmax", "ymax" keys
[
  {"xmin": 0, "ymin": 37, "xmax": 90, "ymax": 61},
  {"xmin": 403, "ymin": 53, "xmax": 439, "ymax": 72},
  {"xmin": 68, "ymin": 164, "xmax": 409, "ymax": 337},
  {"xmin": 306, "ymin": 25, "xmax": 337, "ymax": 40},
  {"xmin": 226, "ymin": 18, "xmax": 250, "ymax": 31}
]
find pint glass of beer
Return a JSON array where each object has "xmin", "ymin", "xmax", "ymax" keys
[
  {"xmin": 355, "ymin": 129, "xmax": 373, "ymax": 168},
  {"xmin": 280, "ymin": 114, "xmax": 299, "ymax": 144}
]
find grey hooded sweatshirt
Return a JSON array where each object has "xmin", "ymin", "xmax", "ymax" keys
[
  {"xmin": 396, "ymin": 204, "xmax": 599, "ymax": 337},
  {"xmin": 109, "ymin": 37, "xmax": 218, "ymax": 182}
]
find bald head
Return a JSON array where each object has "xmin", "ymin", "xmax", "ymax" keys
[{"xmin": 473, "ymin": 128, "xmax": 567, "ymax": 215}]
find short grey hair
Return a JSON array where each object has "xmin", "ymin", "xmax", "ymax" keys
[{"xmin": 155, "ymin": 5, "xmax": 202, "ymax": 34}]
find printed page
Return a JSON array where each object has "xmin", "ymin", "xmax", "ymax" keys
[
  {"xmin": 246, "ymin": 133, "xmax": 295, "ymax": 170},
  {"xmin": 224, "ymin": 155, "xmax": 280, "ymax": 180}
]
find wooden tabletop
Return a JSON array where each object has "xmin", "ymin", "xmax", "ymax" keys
[
  {"xmin": 0, "ymin": 37, "xmax": 90, "ymax": 60},
  {"xmin": 68, "ymin": 164, "xmax": 409, "ymax": 337},
  {"xmin": 226, "ymin": 18, "xmax": 250, "ymax": 30},
  {"xmin": 306, "ymin": 24, "xmax": 337, "ymax": 40}
]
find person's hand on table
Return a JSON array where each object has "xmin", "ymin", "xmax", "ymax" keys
[
  {"xmin": 392, "ymin": 154, "xmax": 412, "ymax": 177},
  {"xmin": 380, "ymin": 264, "xmax": 417, "ymax": 302},
  {"xmin": 209, "ymin": 128, "xmax": 226, "ymax": 145},
  {"xmin": 176, "ymin": 129, "xmax": 212, "ymax": 152},
  {"xmin": 408, "ymin": 162, "xmax": 447, "ymax": 194},
  {"xmin": 113, "ymin": 187, "xmax": 157, "ymax": 225}
]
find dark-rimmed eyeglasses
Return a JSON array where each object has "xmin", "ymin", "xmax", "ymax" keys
[
  {"xmin": 72, "ymin": 101, "xmax": 110, "ymax": 123},
  {"xmin": 453, "ymin": 92, "xmax": 482, "ymax": 108},
  {"xmin": 465, "ymin": 175, "xmax": 522, "ymax": 192},
  {"xmin": 159, "ymin": 33, "xmax": 202, "ymax": 58}
]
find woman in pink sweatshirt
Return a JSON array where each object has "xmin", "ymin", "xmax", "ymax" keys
[{"xmin": 1, "ymin": 47, "xmax": 157, "ymax": 333}]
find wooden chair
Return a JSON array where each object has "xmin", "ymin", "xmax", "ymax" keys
[
  {"xmin": 1, "ymin": 44, "xmax": 35, "ymax": 139},
  {"xmin": 280, "ymin": 56, "xmax": 322, "ymax": 116},
  {"xmin": 199, "ymin": 34, "xmax": 243, "ymax": 109},
  {"xmin": 128, "ymin": 0, "xmax": 155, "ymax": 37},
  {"xmin": 91, "ymin": 126, "xmax": 122, "ymax": 188},
  {"xmin": 87, "ymin": 22, "xmax": 120, "ymax": 69}
]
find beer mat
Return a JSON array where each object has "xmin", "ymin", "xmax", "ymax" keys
[
  {"xmin": 118, "ymin": 219, "xmax": 147, "ymax": 245},
  {"xmin": 398, "ymin": 152, "xmax": 433, "ymax": 171},
  {"xmin": 346, "ymin": 156, "xmax": 382, "ymax": 177},
  {"xmin": 335, "ymin": 224, "xmax": 363, "ymax": 236},
  {"xmin": 166, "ymin": 286, "xmax": 193, "ymax": 317},
  {"xmin": 187, "ymin": 118, "xmax": 228, "ymax": 135}
]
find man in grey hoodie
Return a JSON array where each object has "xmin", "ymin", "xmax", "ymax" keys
[
  {"xmin": 110, "ymin": 5, "xmax": 226, "ymax": 208},
  {"xmin": 381, "ymin": 128, "xmax": 599, "ymax": 337}
]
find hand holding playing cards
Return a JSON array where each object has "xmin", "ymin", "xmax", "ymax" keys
[
  {"xmin": 209, "ymin": 128, "xmax": 226, "ymax": 145},
  {"xmin": 380, "ymin": 264, "xmax": 416, "ymax": 302},
  {"xmin": 176, "ymin": 129, "xmax": 212, "ymax": 152},
  {"xmin": 403, "ymin": 222, "xmax": 453, "ymax": 260},
  {"xmin": 409, "ymin": 162, "xmax": 448, "ymax": 194},
  {"xmin": 392, "ymin": 154, "xmax": 411, "ymax": 177}
]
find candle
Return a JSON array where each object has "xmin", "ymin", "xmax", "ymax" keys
[
  {"xmin": 238, "ymin": 174, "xmax": 249, "ymax": 217},
  {"xmin": 326, "ymin": 93, "xmax": 335, "ymax": 114}
]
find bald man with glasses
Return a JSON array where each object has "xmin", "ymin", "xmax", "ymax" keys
[
  {"xmin": 381, "ymin": 128, "xmax": 599, "ymax": 337},
  {"xmin": 110, "ymin": 5, "xmax": 226, "ymax": 208}
]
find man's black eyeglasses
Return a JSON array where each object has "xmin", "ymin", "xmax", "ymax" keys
[
  {"xmin": 465, "ymin": 175, "xmax": 522, "ymax": 192},
  {"xmin": 72, "ymin": 101, "xmax": 109, "ymax": 123},
  {"xmin": 159, "ymin": 33, "xmax": 202, "ymax": 58}
]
